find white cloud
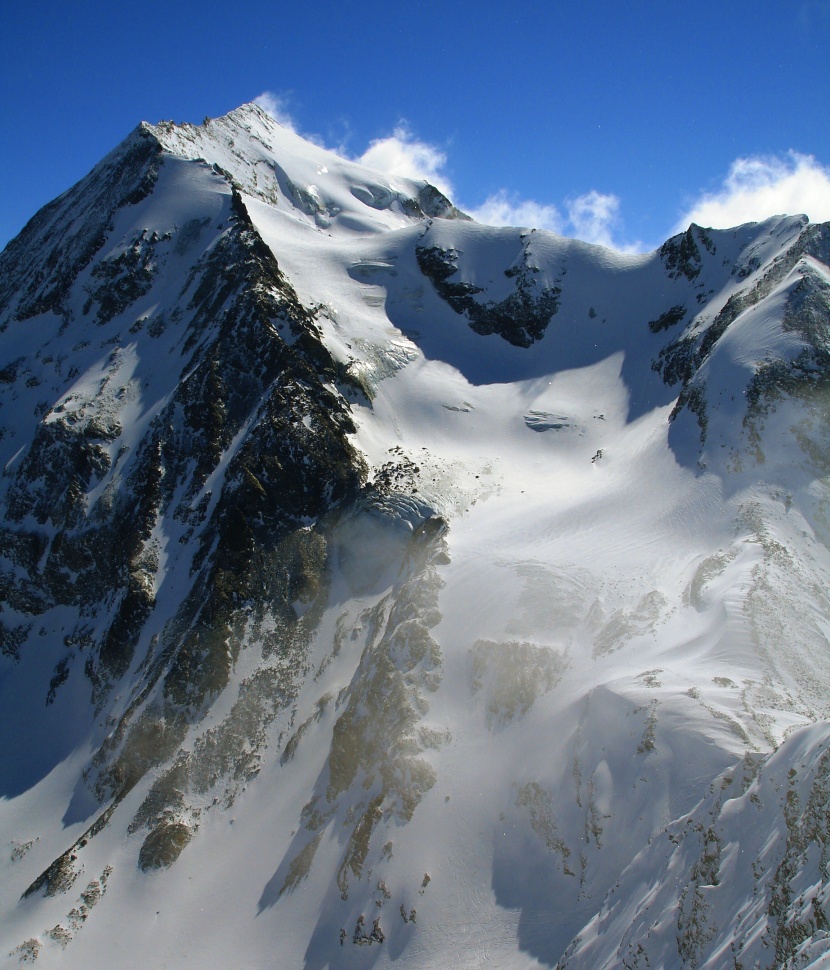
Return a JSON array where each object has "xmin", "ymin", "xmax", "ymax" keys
[
  {"xmin": 246, "ymin": 105, "xmax": 830, "ymax": 249},
  {"xmin": 466, "ymin": 189, "xmax": 564, "ymax": 233},
  {"xmin": 468, "ymin": 188, "xmax": 643, "ymax": 251},
  {"xmin": 245, "ymin": 108, "xmax": 636, "ymax": 248},
  {"xmin": 356, "ymin": 125, "xmax": 453, "ymax": 197},
  {"xmin": 253, "ymin": 91, "xmax": 298, "ymax": 131},
  {"xmin": 675, "ymin": 152, "xmax": 830, "ymax": 232},
  {"xmin": 566, "ymin": 190, "xmax": 623, "ymax": 249},
  {"xmin": 351, "ymin": 126, "xmax": 640, "ymax": 249}
]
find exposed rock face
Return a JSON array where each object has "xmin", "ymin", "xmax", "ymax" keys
[
  {"xmin": 416, "ymin": 240, "xmax": 561, "ymax": 347},
  {"xmin": 1, "ymin": 115, "xmax": 373, "ymax": 893},
  {"xmin": 3, "ymin": 104, "xmax": 830, "ymax": 970},
  {"xmin": 0, "ymin": 128, "xmax": 162, "ymax": 326},
  {"xmin": 659, "ymin": 223, "xmax": 716, "ymax": 282},
  {"xmin": 655, "ymin": 223, "xmax": 830, "ymax": 447},
  {"xmin": 278, "ymin": 512, "xmax": 449, "ymax": 902},
  {"xmin": 556, "ymin": 723, "xmax": 830, "ymax": 970}
]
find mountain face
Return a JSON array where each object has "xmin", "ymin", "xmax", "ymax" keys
[{"xmin": 1, "ymin": 103, "xmax": 830, "ymax": 969}]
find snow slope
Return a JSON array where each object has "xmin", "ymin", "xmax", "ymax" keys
[{"xmin": 2, "ymin": 103, "xmax": 830, "ymax": 969}]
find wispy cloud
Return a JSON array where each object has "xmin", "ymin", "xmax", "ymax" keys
[
  {"xmin": 466, "ymin": 190, "xmax": 564, "ymax": 233},
  {"xmin": 253, "ymin": 91, "xmax": 298, "ymax": 131},
  {"xmin": 345, "ymin": 124, "xmax": 640, "ymax": 248},
  {"xmin": 567, "ymin": 191, "xmax": 626, "ymax": 249},
  {"xmin": 467, "ymin": 188, "xmax": 642, "ymax": 251},
  {"xmin": 675, "ymin": 152, "xmax": 830, "ymax": 231},
  {"xmin": 250, "ymin": 100, "xmax": 830, "ymax": 249},
  {"xmin": 356, "ymin": 125, "xmax": 453, "ymax": 198},
  {"xmin": 247, "ymin": 105, "xmax": 635, "ymax": 247}
]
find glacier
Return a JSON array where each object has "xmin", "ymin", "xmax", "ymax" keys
[{"xmin": 1, "ymin": 103, "xmax": 830, "ymax": 969}]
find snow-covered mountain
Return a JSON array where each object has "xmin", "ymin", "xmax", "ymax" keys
[{"xmin": 2, "ymin": 102, "xmax": 830, "ymax": 969}]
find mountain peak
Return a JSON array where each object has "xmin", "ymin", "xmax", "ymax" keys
[
  {"xmin": 138, "ymin": 102, "xmax": 468, "ymax": 233},
  {"xmin": 2, "ymin": 104, "xmax": 830, "ymax": 970}
]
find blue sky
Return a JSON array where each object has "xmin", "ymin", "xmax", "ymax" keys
[{"xmin": 2, "ymin": 0, "xmax": 830, "ymax": 252}]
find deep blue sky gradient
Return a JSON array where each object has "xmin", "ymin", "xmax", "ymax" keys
[{"xmin": 2, "ymin": 0, "xmax": 828, "ymax": 250}]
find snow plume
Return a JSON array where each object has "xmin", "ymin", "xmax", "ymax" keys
[
  {"xmin": 467, "ymin": 190, "xmax": 565, "ymax": 233},
  {"xmin": 676, "ymin": 152, "xmax": 830, "ymax": 231},
  {"xmin": 356, "ymin": 125, "xmax": 454, "ymax": 198},
  {"xmin": 253, "ymin": 91, "xmax": 298, "ymax": 131},
  {"xmin": 469, "ymin": 188, "xmax": 642, "ymax": 252},
  {"xmin": 566, "ymin": 191, "xmax": 626, "ymax": 249}
]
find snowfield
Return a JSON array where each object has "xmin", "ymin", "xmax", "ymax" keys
[{"xmin": 2, "ymin": 103, "xmax": 830, "ymax": 969}]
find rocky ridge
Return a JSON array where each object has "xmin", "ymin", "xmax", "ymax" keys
[{"xmin": 2, "ymin": 105, "xmax": 830, "ymax": 969}]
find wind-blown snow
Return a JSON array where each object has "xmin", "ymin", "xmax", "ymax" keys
[{"xmin": 2, "ymin": 104, "xmax": 830, "ymax": 970}]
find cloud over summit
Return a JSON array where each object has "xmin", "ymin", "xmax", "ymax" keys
[
  {"xmin": 252, "ymin": 92, "xmax": 829, "ymax": 252},
  {"xmin": 676, "ymin": 152, "xmax": 830, "ymax": 232},
  {"xmin": 253, "ymin": 92, "xmax": 298, "ymax": 132}
]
